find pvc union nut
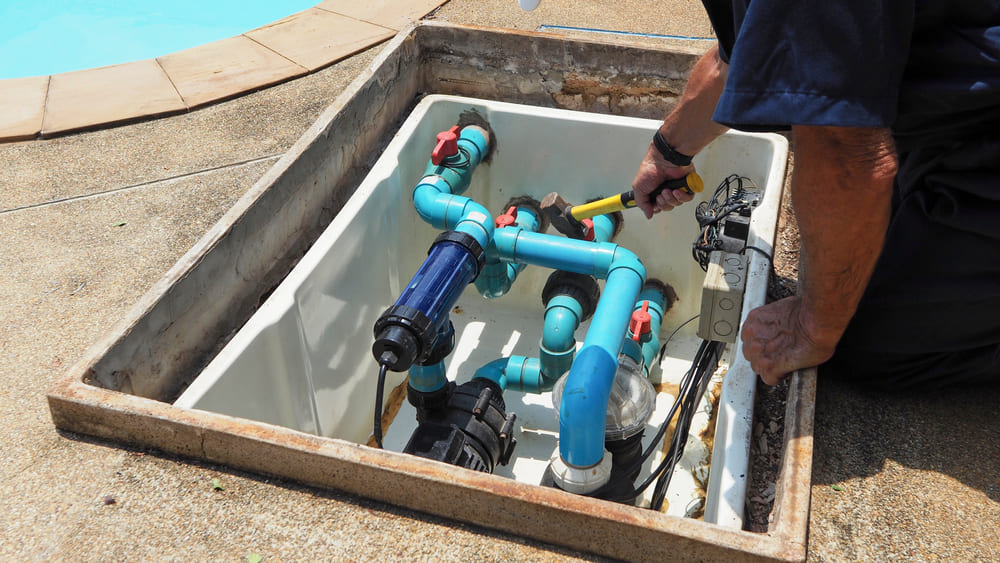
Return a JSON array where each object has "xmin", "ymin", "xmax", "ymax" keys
[{"xmin": 548, "ymin": 448, "xmax": 613, "ymax": 495}]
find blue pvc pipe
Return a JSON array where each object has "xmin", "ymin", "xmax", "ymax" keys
[
  {"xmin": 558, "ymin": 259, "xmax": 646, "ymax": 467},
  {"xmin": 542, "ymin": 294, "xmax": 581, "ymax": 353},
  {"xmin": 494, "ymin": 225, "xmax": 647, "ymax": 466},
  {"xmin": 473, "ymin": 356, "xmax": 544, "ymax": 393},
  {"xmin": 412, "ymin": 126, "xmax": 495, "ymax": 248},
  {"xmin": 634, "ymin": 287, "xmax": 668, "ymax": 371},
  {"xmin": 422, "ymin": 127, "xmax": 490, "ymax": 195},
  {"xmin": 540, "ymin": 294, "xmax": 582, "ymax": 382},
  {"xmin": 409, "ymin": 361, "xmax": 448, "ymax": 393},
  {"xmin": 412, "ymin": 179, "xmax": 494, "ymax": 248},
  {"xmin": 492, "ymin": 228, "xmax": 620, "ymax": 276},
  {"xmin": 473, "ymin": 357, "xmax": 510, "ymax": 390},
  {"xmin": 591, "ymin": 214, "xmax": 617, "ymax": 243},
  {"xmin": 507, "ymin": 356, "xmax": 543, "ymax": 393},
  {"xmin": 476, "ymin": 207, "xmax": 541, "ymax": 298}
]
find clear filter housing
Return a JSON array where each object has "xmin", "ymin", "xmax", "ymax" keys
[{"xmin": 552, "ymin": 354, "xmax": 657, "ymax": 441}]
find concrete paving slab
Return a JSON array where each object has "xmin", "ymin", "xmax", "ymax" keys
[
  {"xmin": 0, "ymin": 438, "xmax": 127, "ymax": 560},
  {"xmin": 0, "ymin": 158, "xmax": 276, "ymax": 481},
  {"xmin": 47, "ymin": 450, "xmax": 602, "ymax": 562},
  {"xmin": 0, "ymin": 76, "xmax": 48, "ymax": 142},
  {"xmin": 0, "ymin": 48, "xmax": 378, "ymax": 213},
  {"xmin": 246, "ymin": 8, "xmax": 395, "ymax": 72},
  {"xmin": 807, "ymin": 377, "xmax": 1000, "ymax": 562},
  {"xmin": 318, "ymin": 0, "xmax": 449, "ymax": 31},
  {"xmin": 158, "ymin": 36, "xmax": 308, "ymax": 109},
  {"xmin": 41, "ymin": 60, "xmax": 186, "ymax": 136}
]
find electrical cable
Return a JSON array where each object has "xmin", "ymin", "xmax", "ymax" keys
[
  {"xmin": 374, "ymin": 362, "xmax": 389, "ymax": 449},
  {"xmin": 692, "ymin": 174, "xmax": 759, "ymax": 270},
  {"xmin": 740, "ymin": 244, "xmax": 790, "ymax": 301},
  {"xmin": 649, "ymin": 340, "xmax": 723, "ymax": 510},
  {"xmin": 627, "ymin": 342, "xmax": 707, "ymax": 495},
  {"xmin": 596, "ymin": 338, "xmax": 722, "ymax": 505},
  {"xmin": 655, "ymin": 314, "xmax": 701, "ymax": 365},
  {"xmin": 741, "ymin": 244, "xmax": 772, "ymax": 264}
]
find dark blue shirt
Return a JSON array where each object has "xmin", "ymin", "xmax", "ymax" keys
[{"xmin": 704, "ymin": 1, "xmax": 1000, "ymax": 151}]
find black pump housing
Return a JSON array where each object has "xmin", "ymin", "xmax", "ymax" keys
[{"xmin": 403, "ymin": 379, "xmax": 517, "ymax": 473}]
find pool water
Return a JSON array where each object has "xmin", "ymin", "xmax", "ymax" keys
[{"xmin": 0, "ymin": 0, "xmax": 317, "ymax": 80}]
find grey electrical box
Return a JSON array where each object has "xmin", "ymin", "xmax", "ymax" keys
[{"xmin": 698, "ymin": 252, "xmax": 748, "ymax": 343}]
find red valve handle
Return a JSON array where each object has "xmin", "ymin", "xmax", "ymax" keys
[
  {"xmin": 496, "ymin": 206, "xmax": 518, "ymax": 228},
  {"xmin": 432, "ymin": 126, "xmax": 461, "ymax": 165},
  {"xmin": 629, "ymin": 301, "xmax": 652, "ymax": 342}
]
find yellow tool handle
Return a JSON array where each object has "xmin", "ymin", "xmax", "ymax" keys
[
  {"xmin": 568, "ymin": 195, "xmax": 628, "ymax": 221},
  {"xmin": 569, "ymin": 172, "xmax": 704, "ymax": 221}
]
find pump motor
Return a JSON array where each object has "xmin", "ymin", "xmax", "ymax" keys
[{"xmin": 404, "ymin": 379, "xmax": 517, "ymax": 473}]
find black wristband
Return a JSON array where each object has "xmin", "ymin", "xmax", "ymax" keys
[{"xmin": 652, "ymin": 130, "xmax": 693, "ymax": 167}]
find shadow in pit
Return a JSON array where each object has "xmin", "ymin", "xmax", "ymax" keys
[
  {"xmin": 56, "ymin": 429, "xmax": 611, "ymax": 562},
  {"xmin": 810, "ymin": 376, "xmax": 1000, "ymax": 502}
]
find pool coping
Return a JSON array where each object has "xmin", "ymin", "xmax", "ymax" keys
[{"xmin": 0, "ymin": 0, "xmax": 446, "ymax": 142}]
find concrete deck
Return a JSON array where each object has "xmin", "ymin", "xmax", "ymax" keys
[
  {"xmin": 2, "ymin": 1, "xmax": 997, "ymax": 561},
  {"xmin": 0, "ymin": 0, "xmax": 446, "ymax": 141}
]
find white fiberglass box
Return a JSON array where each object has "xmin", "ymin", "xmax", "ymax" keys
[{"xmin": 175, "ymin": 95, "xmax": 787, "ymax": 524}]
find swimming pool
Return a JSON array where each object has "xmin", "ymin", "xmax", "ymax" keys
[{"xmin": 0, "ymin": 0, "xmax": 317, "ymax": 80}]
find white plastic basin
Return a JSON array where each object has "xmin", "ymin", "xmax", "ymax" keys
[{"xmin": 175, "ymin": 94, "xmax": 787, "ymax": 524}]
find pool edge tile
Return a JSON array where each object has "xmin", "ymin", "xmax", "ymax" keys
[
  {"xmin": 0, "ymin": 75, "xmax": 49, "ymax": 142},
  {"xmin": 41, "ymin": 60, "xmax": 187, "ymax": 136},
  {"xmin": 245, "ymin": 8, "xmax": 395, "ymax": 72},
  {"xmin": 158, "ymin": 36, "xmax": 309, "ymax": 109}
]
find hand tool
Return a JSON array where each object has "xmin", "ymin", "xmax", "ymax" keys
[{"xmin": 541, "ymin": 172, "xmax": 704, "ymax": 239}]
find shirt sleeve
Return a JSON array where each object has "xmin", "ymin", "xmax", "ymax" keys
[
  {"xmin": 699, "ymin": 0, "xmax": 737, "ymax": 63},
  {"xmin": 713, "ymin": 0, "xmax": 914, "ymax": 131}
]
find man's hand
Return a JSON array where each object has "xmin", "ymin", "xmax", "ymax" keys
[
  {"xmin": 741, "ymin": 296, "xmax": 838, "ymax": 385},
  {"xmin": 631, "ymin": 146, "xmax": 696, "ymax": 218},
  {"xmin": 630, "ymin": 45, "xmax": 729, "ymax": 220}
]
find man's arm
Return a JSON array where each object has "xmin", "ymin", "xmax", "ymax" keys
[
  {"xmin": 741, "ymin": 125, "xmax": 898, "ymax": 384},
  {"xmin": 632, "ymin": 45, "xmax": 731, "ymax": 218}
]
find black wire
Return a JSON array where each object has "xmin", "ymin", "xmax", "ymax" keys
[
  {"xmin": 374, "ymin": 363, "xmax": 388, "ymax": 449},
  {"xmin": 628, "ymin": 341, "xmax": 710, "ymax": 496},
  {"xmin": 649, "ymin": 343, "xmax": 714, "ymax": 508},
  {"xmin": 692, "ymin": 174, "xmax": 759, "ymax": 271},
  {"xmin": 656, "ymin": 314, "xmax": 701, "ymax": 365},
  {"xmin": 649, "ymin": 341, "xmax": 723, "ymax": 510},
  {"xmin": 741, "ymin": 244, "xmax": 772, "ymax": 264},
  {"xmin": 596, "ymin": 339, "xmax": 714, "ymax": 503},
  {"xmin": 740, "ymin": 244, "xmax": 790, "ymax": 301}
]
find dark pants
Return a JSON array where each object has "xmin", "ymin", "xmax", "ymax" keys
[{"xmin": 825, "ymin": 137, "xmax": 1000, "ymax": 390}]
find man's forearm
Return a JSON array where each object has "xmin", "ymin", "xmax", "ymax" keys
[
  {"xmin": 632, "ymin": 45, "xmax": 730, "ymax": 216},
  {"xmin": 659, "ymin": 44, "xmax": 730, "ymax": 156},
  {"xmin": 740, "ymin": 126, "xmax": 897, "ymax": 383},
  {"xmin": 791, "ymin": 125, "xmax": 897, "ymax": 349}
]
